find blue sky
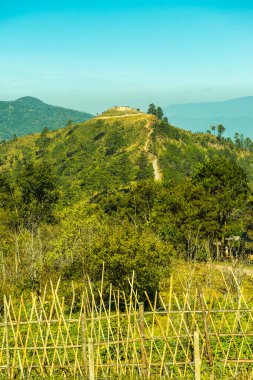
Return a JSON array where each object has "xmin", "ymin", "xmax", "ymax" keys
[{"xmin": 1, "ymin": 0, "xmax": 253, "ymax": 113}]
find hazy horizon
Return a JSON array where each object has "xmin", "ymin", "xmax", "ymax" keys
[
  {"xmin": 2, "ymin": 94, "xmax": 253, "ymax": 116},
  {"xmin": 1, "ymin": 0, "xmax": 253, "ymax": 114}
]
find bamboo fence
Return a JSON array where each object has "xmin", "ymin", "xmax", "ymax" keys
[{"xmin": 1, "ymin": 272, "xmax": 253, "ymax": 379}]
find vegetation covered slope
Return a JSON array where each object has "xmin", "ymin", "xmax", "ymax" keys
[
  {"xmin": 0, "ymin": 96, "xmax": 93, "ymax": 140},
  {"xmin": 0, "ymin": 109, "xmax": 253, "ymax": 301},
  {"xmin": 1, "ymin": 111, "xmax": 253, "ymax": 196},
  {"xmin": 0, "ymin": 113, "xmax": 157, "ymax": 201}
]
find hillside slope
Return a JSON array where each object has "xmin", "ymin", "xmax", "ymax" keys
[
  {"xmin": 1, "ymin": 108, "xmax": 253, "ymax": 300},
  {"xmin": 0, "ymin": 96, "xmax": 93, "ymax": 140},
  {"xmin": 1, "ymin": 109, "xmax": 253, "ymax": 205}
]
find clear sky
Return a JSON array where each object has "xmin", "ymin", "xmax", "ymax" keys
[{"xmin": 1, "ymin": 0, "xmax": 253, "ymax": 113}]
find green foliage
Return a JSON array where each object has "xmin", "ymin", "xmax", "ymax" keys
[
  {"xmin": 147, "ymin": 104, "xmax": 165, "ymax": 120},
  {"xmin": 0, "ymin": 110, "xmax": 253, "ymax": 299},
  {"xmin": 41, "ymin": 127, "xmax": 49, "ymax": 136},
  {"xmin": 18, "ymin": 161, "xmax": 59, "ymax": 228},
  {"xmin": 191, "ymin": 157, "xmax": 249, "ymax": 237},
  {"xmin": 156, "ymin": 106, "xmax": 164, "ymax": 120},
  {"xmin": 147, "ymin": 103, "xmax": 157, "ymax": 116},
  {"xmin": 0, "ymin": 96, "xmax": 93, "ymax": 140},
  {"xmin": 50, "ymin": 203, "xmax": 173, "ymax": 300},
  {"xmin": 0, "ymin": 173, "xmax": 14, "ymax": 210},
  {"xmin": 100, "ymin": 107, "xmax": 140, "ymax": 116},
  {"xmin": 105, "ymin": 127, "xmax": 125, "ymax": 155},
  {"xmin": 135, "ymin": 153, "xmax": 153, "ymax": 180}
]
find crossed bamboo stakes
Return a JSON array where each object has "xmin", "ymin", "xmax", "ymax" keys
[{"xmin": 1, "ymin": 269, "xmax": 253, "ymax": 379}]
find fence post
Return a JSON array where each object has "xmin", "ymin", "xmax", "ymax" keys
[
  {"xmin": 4, "ymin": 296, "xmax": 11, "ymax": 379},
  {"xmin": 139, "ymin": 302, "xmax": 148, "ymax": 376},
  {"xmin": 139, "ymin": 302, "xmax": 145, "ymax": 336},
  {"xmin": 88, "ymin": 338, "xmax": 95, "ymax": 380},
  {"xmin": 194, "ymin": 329, "xmax": 201, "ymax": 380},
  {"xmin": 198, "ymin": 288, "xmax": 213, "ymax": 367},
  {"xmin": 82, "ymin": 302, "xmax": 87, "ymax": 378}
]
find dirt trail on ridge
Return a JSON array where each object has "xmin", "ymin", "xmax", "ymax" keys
[
  {"xmin": 144, "ymin": 119, "xmax": 162, "ymax": 181},
  {"xmin": 94, "ymin": 113, "xmax": 162, "ymax": 181},
  {"xmin": 95, "ymin": 113, "xmax": 145, "ymax": 120}
]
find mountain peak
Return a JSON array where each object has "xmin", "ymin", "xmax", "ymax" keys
[
  {"xmin": 0, "ymin": 97, "xmax": 93, "ymax": 140},
  {"xmin": 15, "ymin": 96, "xmax": 44, "ymax": 105}
]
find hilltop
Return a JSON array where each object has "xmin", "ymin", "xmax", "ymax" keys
[
  {"xmin": 0, "ymin": 96, "xmax": 93, "ymax": 140},
  {"xmin": 1, "ymin": 107, "xmax": 253, "ymax": 200},
  {"xmin": 99, "ymin": 106, "xmax": 143, "ymax": 117},
  {"xmin": 164, "ymin": 96, "xmax": 253, "ymax": 138},
  {"xmin": 0, "ymin": 111, "xmax": 157, "ymax": 200}
]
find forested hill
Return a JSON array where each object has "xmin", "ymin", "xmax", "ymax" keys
[
  {"xmin": 1, "ymin": 108, "xmax": 253, "ymax": 200},
  {"xmin": 0, "ymin": 96, "xmax": 93, "ymax": 140},
  {"xmin": 1, "ymin": 107, "xmax": 253, "ymax": 299}
]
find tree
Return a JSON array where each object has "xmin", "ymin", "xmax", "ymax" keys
[
  {"xmin": 51, "ymin": 202, "xmax": 174, "ymax": 301},
  {"xmin": 0, "ymin": 173, "xmax": 14, "ymax": 210},
  {"xmin": 136, "ymin": 153, "xmax": 152, "ymax": 180},
  {"xmin": 156, "ymin": 107, "xmax": 164, "ymax": 120},
  {"xmin": 18, "ymin": 161, "xmax": 59, "ymax": 229},
  {"xmin": 234, "ymin": 132, "xmax": 240, "ymax": 148},
  {"xmin": 217, "ymin": 124, "xmax": 225, "ymax": 140},
  {"xmin": 239, "ymin": 134, "xmax": 244, "ymax": 149},
  {"xmin": 147, "ymin": 103, "xmax": 157, "ymax": 116},
  {"xmin": 66, "ymin": 120, "xmax": 73, "ymax": 127},
  {"xmin": 41, "ymin": 127, "xmax": 49, "ymax": 137},
  {"xmin": 244, "ymin": 137, "xmax": 253, "ymax": 152},
  {"xmin": 210, "ymin": 125, "xmax": 216, "ymax": 135},
  {"xmin": 191, "ymin": 157, "xmax": 249, "ymax": 257},
  {"xmin": 147, "ymin": 104, "xmax": 165, "ymax": 120}
]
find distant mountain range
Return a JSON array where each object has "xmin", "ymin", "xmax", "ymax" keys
[
  {"xmin": 164, "ymin": 96, "xmax": 253, "ymax": 139},
  {"xmin": 0, "ymin": 96, "xmax": 93, "ymax": 140}
]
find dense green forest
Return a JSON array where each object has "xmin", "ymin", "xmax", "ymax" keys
[
  {"xmin": 0, "ymin": 96, "xmax": 93, "ymax": 140},
  {"xmin": 0, "ymin": 106, "xmax": 253, "ymax": 302}
]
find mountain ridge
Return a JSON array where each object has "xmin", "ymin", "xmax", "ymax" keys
[
  {"xmin": 1, "ymin": 109, "xmax": 253, "ymax": 205},
  {"xmin": 0, "ymin": 96, "xmax": 93, "ymax": 140},
  {"xmin": 164, "ymin": 96, "xmax": 253, "ymax": 138}
]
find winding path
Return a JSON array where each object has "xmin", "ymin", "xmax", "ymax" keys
[
  {"xmin": 144, "ymin": 119, "xmax": 162, "ymax": 181},
  {"xmin": 94, "ymin": 113, "xmax": 162, "ymax": 181}
]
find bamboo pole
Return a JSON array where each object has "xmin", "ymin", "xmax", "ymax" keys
[
  {"xmin": 4, "ymin": 296, "xmax": 11, "ymax": 379},
  {"xmin": 3, "ymin": 275, "xmax": 253, "ymax": 378},
  {"xmin": 88, "ymin": 338, "xmax": 95, "ymax": 380},
  {"xmin": 139, "ymin": 302, "xmax": 148, "ymax": 377},
  {"xmin": 194, "ymin": 330, "xmax": 201, "ymax": 380},
  {"xmin": 82, "ymin": 306, "xmax": 87, "ymax": 378},
  {"xmin": 198, "ymin": 288, "xmax": 213, "ymax": 367}
]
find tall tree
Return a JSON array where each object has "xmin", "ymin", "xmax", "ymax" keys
[
  {"xmin": 234, "ymin": 132, "xmax": 241, "ymax": 148},
  {"xmin": 217, "ymin": 124, "xmax": 225, "ymax": 140},
  {"xmin": 156, "ymin": 106, "xmax": 164, "ymax": 120},
  {"xmin": 147, "ymin": 103, "xmax": 157, "ymax": 116},
  {"xmin": 18, "ymin": 161, "xmax": 59, "ymax": 229},
  {"xmin": 191, "ymin": 157, "xmax": 249, "ymax": 257}
]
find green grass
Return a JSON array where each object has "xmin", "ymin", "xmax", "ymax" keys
[{"xmin": 100, "ymin": 107, "xmax": 142, "ymax": 116}]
